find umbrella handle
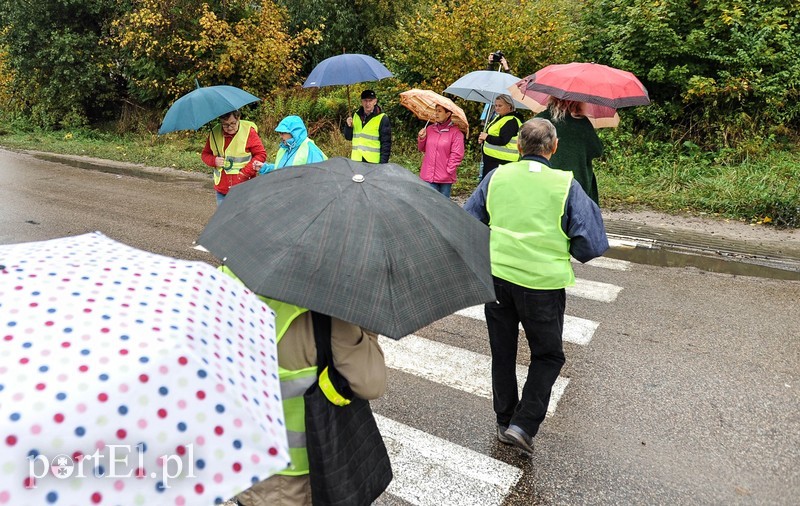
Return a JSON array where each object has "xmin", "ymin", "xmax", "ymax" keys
[{"xmin": 211, "ymin": 132, "xmax": 221, "ymax": 157}]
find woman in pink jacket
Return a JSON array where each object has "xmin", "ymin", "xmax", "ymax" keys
[{"xmin": 417, "ymin": 105, "xmax": 465, "ymax": 198}]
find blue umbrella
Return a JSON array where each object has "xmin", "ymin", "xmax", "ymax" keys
[
  {"xmin": 302, "ymin": 54, "xmax": 393, "ymax": 109},
  {"xmin": 303, "ymin": 54, "xmax": 393, "ymax": 88},
  {"xmin": 158, "ymin": 85, "xmax": 261, "ymax": 134},
  {"xmin": 444, "ymin": 70, "xmax": 530, "ymax": 110}
]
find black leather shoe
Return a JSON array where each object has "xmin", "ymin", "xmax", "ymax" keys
[
  {"xmin": 497, "ymin": 424, "xmax": 514, "ymax": 445},
  {"xmin": 504, "ymin": 425, "xmax": 534, "ymax": 455}
]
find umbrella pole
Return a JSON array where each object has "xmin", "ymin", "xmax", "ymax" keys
[
  {"xmin": 346, "ymin": 84, "xmax": 351, "ymax": 112},
  {"xmin": 211, "ymin": 131, "xmax": 221, "ymax": 156}
]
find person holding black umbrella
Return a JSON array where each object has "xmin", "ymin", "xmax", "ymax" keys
[
  {"xmin": 221, "ymin": 268, "xmax": 389, "ymax": 506},
  {"xmin": 464, "ymin": 118, "xmax": 608, "ymax": 456},
  {"xmin": 343, "ymin": 90, "xmax": 392, "ymax": 164}
]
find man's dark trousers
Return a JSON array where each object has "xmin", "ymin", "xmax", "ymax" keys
[{"xmin": 485, "ymin": 275, "xmax": 566, "ymax": 438}]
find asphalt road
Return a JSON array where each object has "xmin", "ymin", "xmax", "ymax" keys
[{"xmin": 1, "ymin": 148, "xmax": 798, "ymax": 505}]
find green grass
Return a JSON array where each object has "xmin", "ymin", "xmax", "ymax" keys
[{"xmin": 1, "ymin": 124, "xmax": 798, "ymax": 228}]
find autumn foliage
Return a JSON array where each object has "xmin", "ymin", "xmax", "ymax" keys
[{"xmin": 110, "ymin": 0, "xmax": 321, "ymax": 105}]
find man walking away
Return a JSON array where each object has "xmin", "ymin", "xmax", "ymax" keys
[{"xmin": 463, "ymin": 118, "xmax": 609, "ymax": 455}]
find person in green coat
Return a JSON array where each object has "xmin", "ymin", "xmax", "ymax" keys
[{"xmin": 537, "ymin": 98, "xmax": 604, "ymax": 204}]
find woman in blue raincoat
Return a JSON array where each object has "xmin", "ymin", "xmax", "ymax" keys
[{"xmin": 254, "ymin": 115, "xmax": 327, "ymax": 174}]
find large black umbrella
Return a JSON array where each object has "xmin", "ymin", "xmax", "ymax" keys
[{"xmin": 197, "ymin": 158, "xmax": 495, "ymax": 339}]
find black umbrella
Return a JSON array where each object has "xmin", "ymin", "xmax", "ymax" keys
[{"xmin": 197, "ymin": 158, "xmax": 495, "ymax": 339}]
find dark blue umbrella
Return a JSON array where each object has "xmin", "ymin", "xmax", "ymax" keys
[
  {"xmin": 302, "ymin": 54, "xmax": 393, "ymax": 88},
  {"xmin": 158, "ymin": 85, "xmax": 261, "ymax": 134},
  {"xmin": 302, "ymin": 54, "xmax": 393, "ymax": 109}
]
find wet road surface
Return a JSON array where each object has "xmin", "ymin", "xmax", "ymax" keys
[{"xmin": 2, "ymin": 148, "xmax": 799, "ymax": 505}]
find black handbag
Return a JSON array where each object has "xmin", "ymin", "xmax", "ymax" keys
[{"xmin": 304, "ymin": 312, "xmax": 393, "ymax": 506}]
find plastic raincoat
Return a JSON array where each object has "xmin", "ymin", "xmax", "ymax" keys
[{"xmin": 259, "ymin": 116, "xmax": 327, "ymax": 175}]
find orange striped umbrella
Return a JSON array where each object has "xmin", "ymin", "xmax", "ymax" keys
[{"xmin": 399, "ymin": 89, "xmax": 469, "ymax": 137}]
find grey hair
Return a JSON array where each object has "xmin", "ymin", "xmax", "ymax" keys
[
  {"xmin": 517, "ymin": 118, "xmax": 557, "ymax": 156},
  {"xmin": 496, "ymin": 94, "xmax": 515, "ymax": 112}
]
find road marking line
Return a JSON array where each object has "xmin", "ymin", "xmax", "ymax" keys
[
  {"xmin": 569, "ymin": 278, "xmax": 623, "ymax": 302},
  {"xmin": 380, "ymin": 335, "xmax": 569, "ymax": 417},
  {"xmin": 376, "ymin": 414, "xmax": 523, "ymax": 506},
  {"xmin": 574, "ymin": 256, "xmax": 631, "ymax": 271},
  {"xmin": 608, "ymin": 238, "xmax": 638, "ymax": 249},
  {"xmin": 454, "ymin": 305, "xmax": 599, "ymax": 346},
  {"xmin": 608, "ymin": 236, "xmax": 656, "ymax": 249}
]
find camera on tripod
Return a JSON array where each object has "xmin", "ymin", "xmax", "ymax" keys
[{"xmin": 490, "ymin": 51, "xmax": 505, "ymax": 64}]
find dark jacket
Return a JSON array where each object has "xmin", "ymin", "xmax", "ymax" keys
[{"xmin": 536, "ymin": 109, "xmax": 604, "ymax": 204}]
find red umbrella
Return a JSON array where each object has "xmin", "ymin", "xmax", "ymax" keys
[
  {"xmin": 519, "ymin": 62, "xmax": 650, "ymax": 109},
  {"xmin": 509, "ymin": 78, "xmax": 620, "ymax": 128}
]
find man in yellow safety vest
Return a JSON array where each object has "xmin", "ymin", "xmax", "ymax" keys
[
  {"xmin": 464, "ymin": 118, "xmax": 608, "ymax": 456},
  {"xmin": 343, "ymin": 89, "xmax": 392, "ymax": 164}
]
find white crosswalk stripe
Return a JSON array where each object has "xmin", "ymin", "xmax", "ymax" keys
[
  {"xmin": 576, "ymin": 256, "xmax": 631, "ymax": 271},
  {"xmin": 454, "ymin": 305, "xmax": 599, "ymax": 346},
  {"xmin": 568, "ymin": 278, "xmax": 623, "ymax": 302},
  {"xmin": 377, "ymin": 261, "xmax": 625, "ymax": 505},
  {"xmin": 377, "ymin": 414, "xmax": 523, "ymax": 506},
  {"xmin": 380, "ymin": 335, "xmax": 570, "ymax": 417}
]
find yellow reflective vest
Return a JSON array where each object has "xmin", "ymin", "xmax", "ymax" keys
[
  {"xmin": 482, "ymin": 115, "xmax": 521, "ymax": 162},
  {"xmin": 274, "ymin": 138, "xmax": 327, "ymax": 169},
  {"xmin": 350, "ymin": 113, "xmax": 385, "ymax": 163},
  {"xmin": 209, "ymin": 120, "xmax": 258, "ymax": 185},
  {"xmin": 218, "ymin": 266, "xmax": 314, "ymax": 476},
  {"xmin": 486, "ymin": 160, "xmax": 575, "ymax": 289}
]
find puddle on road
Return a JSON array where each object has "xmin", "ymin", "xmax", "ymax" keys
[
  {"xmin": 34, "ymin": 153, "xmax": 199, "ymax": 183},
  {"xmin": 606, "ymin": 246, "xmax": 800, "ymax": 281}
]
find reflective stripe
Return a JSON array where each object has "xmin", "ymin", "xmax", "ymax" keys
[
  {"xmin": 353, "ymin": 145, "xmax": 380, "ymax": 153},
  {"xmin": 318, "ymin": 367, "xmax": 351, "ymax": 406},
  {"xmin": 353, "ymin": 133, "xmax": 380, "ymax": 141},
  {"xmin": 286, "ymin": 429, "xmax": 306, "ymax": 449},
  {"xmin": 487, "ymin": 142, "xmax": 519, "ymax": 155},
  {"xmin": 227, "ymin": 154, "xmax": 251, "ymax": 163},
  {"xmin": 280, "ymin": 374, "xmax": 316, "ymax": 399}
]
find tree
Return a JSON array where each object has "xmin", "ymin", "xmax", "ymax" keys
[
  {"xmin": 276, "ymin": 0, "xmax": 418, "ymax": 75},
  {"xmin": 0, "ymin": 0, "xmax": 126, "ymax": 127},
  {"xmin": 384, "ymin": 0, "xmax": 580, "ymax": 94},
  {"xmin": 109, "ymin": 0, "xmax": 320, "ymax": 107},
  {"xmin": 581, "ymin": 0, "xmax": 800, "ymax": 146},
  {"xmin": 277, "ymin": 0, "xmax": 364, "ymax": 74}
]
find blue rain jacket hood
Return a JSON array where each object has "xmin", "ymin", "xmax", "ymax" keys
[{"xmin": 273, "ymin": 115, "xmax": 327, "ymax": 168}]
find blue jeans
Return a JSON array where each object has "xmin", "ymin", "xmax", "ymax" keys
[
  {"xmin": 216, "ymin": 191, "xmax": 226, "ymax": 206},
  {"xmin": 427, "ymin": 182, "xmax": 452, "ymax": 198},
  {"xmin": 485, "ymin": 276, "xmax": 566, "ymax": 438}
]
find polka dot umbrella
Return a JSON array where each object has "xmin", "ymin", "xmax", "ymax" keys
[{"xmin": 0, "ymin": 232, "xmax": 289, "ymax": 505}]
